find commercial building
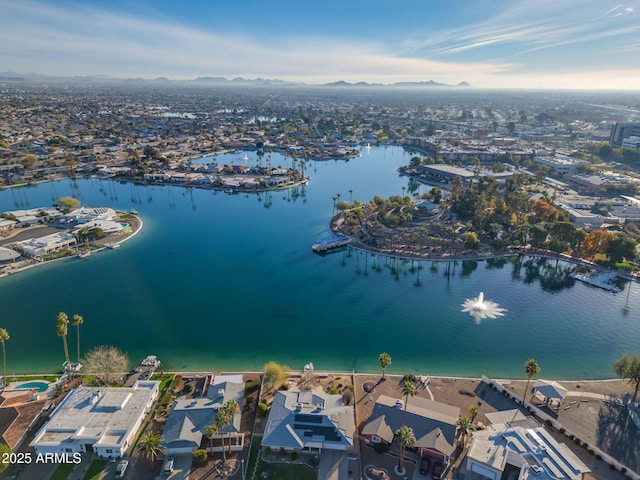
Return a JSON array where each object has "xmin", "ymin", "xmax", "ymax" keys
[
  {"xmin": 534, "ymin": 155, "xmax": 589, "ymax": 176},
  {"xmin": 610, "ymin": 123, "xmax": 640, "ymax": 147},
  {"xmin": 30, "ymin": 381, "xmax": 159, "ymax": 459}
]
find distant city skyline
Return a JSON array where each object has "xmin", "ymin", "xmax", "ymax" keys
[{"xmin": 2, "ymin": 0, "xmax": 639, "ymax": 90}]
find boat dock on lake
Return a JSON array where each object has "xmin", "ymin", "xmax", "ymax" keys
[
  {"xmin": 312, "ymin": 235, "xmax": 351, "ymax": 253},
  {"xmin": 572, "ymin": 271, "xmax": 620, "ymax": 293}
]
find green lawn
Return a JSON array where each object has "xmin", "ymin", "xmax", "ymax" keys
[
  {"xmin": 83, "ymin": 459, "xmax": 108, "ymax": 480},
  {"xmin": 11, "ymin": 375, "xmax": 58, "ymax": 382},
  {"xmin": 51, "ymin": 463, "xmax": 75, "ymax": 480},
  {"xmin": 247, "ymin": 437, "xmax": 317, "ymax": 480}
]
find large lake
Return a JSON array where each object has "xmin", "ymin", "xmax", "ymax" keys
[{"xmin": 1, "ymin": 147, "xmax": 638, "ymax": 379}]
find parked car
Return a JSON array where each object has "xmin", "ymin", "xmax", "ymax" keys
[
  {"xmin": 432, "ymin": 461, "xmax": 443, "ymax": 480},
  {"xmin": 163, "ymin": 456, "xmax": 175, "ymax": 475},
  {"xmin": 115, "ymin": 459, "xmax": 128, "ymax": 479},
  {"xmin": 420, "ymin": 456, "xmax": 431, "ymax": 474}
]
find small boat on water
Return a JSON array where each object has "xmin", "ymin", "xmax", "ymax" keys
[
  {"xmin": 78, "ymin": 250, "xmax": 91, "ymax": 259},
  {"xmin": 242, "ymin": 154, "xmax": 249, "ymax": 161},
  {"xmin": 106, "ymin": 242, "xmax": 120, "ymax": 250}
]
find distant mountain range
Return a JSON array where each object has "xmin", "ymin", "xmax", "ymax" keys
[
  {"xmin": 322, "ymin": 80, "xmax": 470, "ymax": 88},
  {"xmin": 0, "ymin": 71, "xmax": 471, "ymax": 88}
]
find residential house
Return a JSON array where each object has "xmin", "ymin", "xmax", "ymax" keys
[
  {"xmin": 15, "ymin": 232, "xmax": 76, "ymax": 258},
  {"xmin": 261, "ymin": 390, "xmax": 354, "ymax": 453},
  {"xmin": 162, "ymin": 375, "xmax": 244, "ymax": 455},
  {"xmin": 465, "ymin": 425, "xmax": 590, "ymax": 480},
  {"xmin": 361, "ymin": 395, "xmax": 459, "ymax": 465}
]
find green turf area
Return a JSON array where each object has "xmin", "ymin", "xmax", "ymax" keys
[{"xmin": 83, "ymin": 459, "xmax": 108, "ymax": 480}]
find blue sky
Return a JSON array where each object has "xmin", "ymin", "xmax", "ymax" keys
[{"xmin": 1, "ymin": 0, "xmax": 639, "ymax": 89}]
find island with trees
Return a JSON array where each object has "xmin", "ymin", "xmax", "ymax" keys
[{"xmin": 331, "ymin": 160, "xmax": 639, "ymax": 279}]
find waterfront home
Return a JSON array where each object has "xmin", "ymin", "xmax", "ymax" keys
[
  {"xmin": 4, "ymin": 207, "xmax": 63, "ymax": 225},
  {"xmin": 15, "ymin": 232, "xmax": 76, "ymax": 258},
  {"xmin": 63, "ymin": 206, "xmax": 116, "ymax": 224},
  {"xmin": 464, "ymin": 425, "xmax": 590, "ymax": 480},
  {"xmin": 162, "ymin": 375, "xmax": 244, "ymax": 455},
  {"xmin": 30, "ymin": 381, "xmax": 159, "ymax": 458},
  {"xmin": 0, "ymin": 391, "xmax": 50, "ymax": 452},
  {"xmin": 361, "ymin": 395, "xmax": 459, "ymax": 465},
  {"xmin": 261, "ymin": 390, "xmax": 354, "ymax": 454},
  {"xmin": 73, "ymin": 219, "xmax": 124, "ymax": 235},
  {"xmin": 0, "ymin": 218, "xmax": 17, "ymax": 232}
]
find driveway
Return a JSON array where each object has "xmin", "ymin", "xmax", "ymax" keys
[
  {"xmin": 317, "ymin": 450, "xmax": 348, "ymax": 480},
  {"xmin": 158, "ymin": 454, "xmax": 193, "ymax": 480}
]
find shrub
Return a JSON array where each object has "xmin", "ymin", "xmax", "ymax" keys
[
  {"xmin": 182, "ymin": 383, "xmax": 194, "ymax": 394},
  {"xmin": 291, "ymin": 451, "xmax": 298, "ymax": 461},
  {"xmin": 245, "ymin": 396, "xmax": 254, "ymax": 408},
  {"xmin": 309, "ymin": 454, "xmax": 320, "ymax": 468},
  {"xmin": 279, "ymin": 447, "xmax": 286, "ymax": 457},
  {"xmin": 373, "ymin": 442, "xmax": 389, "ymax": 454},
  {"xmin": 278, "ymin": 383, "xmax": 289, "ymax": 390},
  {"xmin": 265, "ymin": 446, "xmax": 271, "ymax": 455},
  {"xmin": 329, "ymin": 387, "xmax": 339, "ymax": 395},
  {"xmin": 193, "ymin": 449, "xmax": 207, "ymax": 463},
  {"xmin": 257, "ymin": 402, "xmax": 269, "ymax": 417},
  {"xmin": 159, "ymin": 391, "xmax": 173, "ymax": 407},
  {"xmin": 246, "ymin": 379, "xmax": 261, "ymax": 392}
]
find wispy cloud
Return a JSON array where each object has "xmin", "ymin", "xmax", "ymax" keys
[
  {"xmin": 0, "ymin": 0, "xmax": 638, "ymax": 89},
  {"xmin": 405, "ymin": 0, "xmax": 638, "ymax": 62},
  {"xmin": 0, "ymin": 0, "xmax": 510, "ymax": 83}
]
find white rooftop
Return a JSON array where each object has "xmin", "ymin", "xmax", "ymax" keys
[{"xmin": 31, "ymin": 381, "xmax": 159, "ymax": 449}]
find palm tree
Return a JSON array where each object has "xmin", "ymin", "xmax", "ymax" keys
[
  {"xmin": 401, "ymin": 379, "xmax": 416, "ymax": 425},
  {"xmin": 72, "ymin": 314, "xmax": 83, "ymax": 366},
  {"xmin": 224, "ymin": 399, "xmax": 240, "ymax": 455},
  {"xmin": 205, "ymin": 423, "xmax": 218, "ymax": 455},
  {"xmin": 523, "ymin": 358, "xmax": 541, "ymax": 402},
  {"xmin": 394, "ymin": 425, "xmax": 416, "ymax": 474},
  {"xmin": 136, "ymin": 432, "xmax": 165, "ymax": 468},
  {"xmin": 215, "ymin": 409, "xmax": 229, "ymax": 461},
  {"xmin": 378, "ymin": 352, "xmax": 392, "ymax": 379},
  {"xmin": 56, "ymin": 312, "xmax": 71, "ymax": 376},
  {"xmin": 0, "ymin": 328, "xmax": 9, "ymax": 389},
  {"xmin": 469, "ymin": 406, "xmax": 479, "ymax": 422},
  {"xmin": 455, "ymin": 416, "xmax": 476, "ymax": 449}
]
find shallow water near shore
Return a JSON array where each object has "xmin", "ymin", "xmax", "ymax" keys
[{"xmin": 1, "ymin": 146, "xmax": 639, "ymax": 379}]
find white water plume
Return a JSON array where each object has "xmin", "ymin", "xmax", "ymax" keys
[{"xmin": 461, "ymin": 292, "xmax": 506, "ymax": 324}]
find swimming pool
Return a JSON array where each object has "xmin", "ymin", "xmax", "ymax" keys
[{"xmin": 15, "ymin": 381, "xmax": 50, "ymax": 393}]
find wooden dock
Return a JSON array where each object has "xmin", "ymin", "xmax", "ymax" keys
[{"xmin": 312, "ymin": 236, "xmax": 351, "ymax": 253}]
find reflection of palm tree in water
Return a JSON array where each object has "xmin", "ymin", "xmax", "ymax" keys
[{"xmin": 622, "ymin": 280, "xmax": 632, "ymax": 316}]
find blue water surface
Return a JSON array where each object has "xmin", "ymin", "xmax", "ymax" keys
[{"xmin": 0, "ymin": 147, "xmax": 638, "ymax": 379}]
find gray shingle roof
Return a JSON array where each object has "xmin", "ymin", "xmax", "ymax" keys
[{"xmin": 262, "ymin": 390, "xmax": 354, "ymax": 451}]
